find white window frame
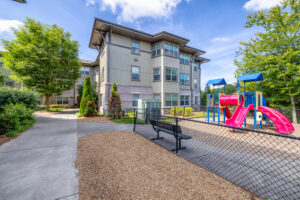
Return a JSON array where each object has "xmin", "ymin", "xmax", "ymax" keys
[
  {"xmin": 131, "ymin": 66, "xmax": 140, "ymax": 81},
  {"xmin": 180, "ymin": 73, "xmax": 190, "ymax": 85},
  {"xmin": 180, "ymin": 95, "xmax": 189, "ymax": 106},
  {"xmin": 131, "ymin": 40, "xmax": 140, "ymax": 54}
]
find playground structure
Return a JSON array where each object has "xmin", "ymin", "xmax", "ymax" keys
[{"xmin": 206, "ymin": 73, "xmax": 295, "ymax": 135}]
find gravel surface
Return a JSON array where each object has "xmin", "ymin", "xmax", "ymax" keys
[
  {"xmin": 76, "ymin": 131, "xmax": 259, "ymax": 200},
  {"xmin": 77, "ymin": 116, "xmax": 113, "ymax": 123}
]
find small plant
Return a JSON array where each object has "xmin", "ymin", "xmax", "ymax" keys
[{"xmin": 170, "ymin": 107, "xmax": 194, "ymax": 117}]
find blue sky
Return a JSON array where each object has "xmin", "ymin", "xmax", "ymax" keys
[{"xmin": 0, "ymin": 0, "xmax": 281, "ymax": 88}]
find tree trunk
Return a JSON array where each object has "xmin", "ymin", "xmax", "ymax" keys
[
  {"xmin": 46, "ymin": 95, "xmax": 51, "ymax": 111},
  {"xmin": 290, "ymin": 93, "xmax": 297, "ymax": 124}
]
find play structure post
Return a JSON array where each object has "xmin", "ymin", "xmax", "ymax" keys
[
  {"xmin": 254, "ymin": 81, "xmax": 257, "ymax": 130},
  {"xmin": 217, "ymin": 87, "xmax": 220, "ymax": 124},
  {"xmin": 206, "ymin": 87, "xmax": 209, "ymax": 123},
  {"xmin": 244, "ymin": 82, "xmax": 246, "ymax": 127}
]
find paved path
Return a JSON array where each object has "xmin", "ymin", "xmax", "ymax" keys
[{"xmin": 0, "ymin": 110, "xmax": 133, "ymax": 200}]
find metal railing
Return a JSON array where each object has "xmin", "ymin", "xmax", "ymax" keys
[{"xmin": 133, "ymin": 108, "xmax": 300, "ymax": 200}]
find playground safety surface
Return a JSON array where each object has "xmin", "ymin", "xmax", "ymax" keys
[{"xmin": 76, "ymin": 131, "xmax": 259, "ymax": 200}]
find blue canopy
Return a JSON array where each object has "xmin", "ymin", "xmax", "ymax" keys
[
  {"xmin": 206, "ymin": 78, "xmax": 226, "ymax": 86},
  {"xmin": 237, "ymin": 73, "xmax": 263, "ymax": 82}
]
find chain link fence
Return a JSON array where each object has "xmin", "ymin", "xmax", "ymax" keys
[{"xmin": 133, "ymin": 108, "xmax": 300, "ymax": 200}]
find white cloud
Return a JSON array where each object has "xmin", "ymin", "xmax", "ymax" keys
[
  {"xmin": 243, "ymin": 0, "xmax": 282, "ymax": 11},
  {"xmin": 0, "ymin": 19, "xmax": 23, "ymax": 34},
  {"xmin": 211, "ymin": 37, "xmax": 230, "ymax": 42},
  {"xmin": 86, "ymin": 0, "xmax": 189, "ymax": 22}
]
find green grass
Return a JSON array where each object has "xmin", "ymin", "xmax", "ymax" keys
[
  {"xmin": 112, "ymin": 117, "xmax": 144, "ymax": 124},
  {"xmin": 49, "ymin": 108, "xmax": 67, "ymax": 112},
  {"xmin": 125, "ymin": 111, "xmax": 135, "ymax": 116},
  {"xmin": 6, "ymin": 118, "xmax": 36, "ymax": 137}
]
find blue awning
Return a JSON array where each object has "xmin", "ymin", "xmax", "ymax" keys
[
  {"xmin": 206, "ymin": 78, "xmax": 226, "ymax": 86},
  {"xmin": 237, "ymin": 73, "xmax": 263, "ymax": 82}
]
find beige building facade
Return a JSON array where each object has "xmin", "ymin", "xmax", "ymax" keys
[{"xmin": 89, "ymin": 18, "xmax": 209, "ymax": 113}]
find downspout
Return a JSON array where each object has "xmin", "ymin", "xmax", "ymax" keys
[
  {"xmin": 199, "ymin": 63, "xmax": 202, "ymax": 110},
  {"xmin": 190, "ymin": 55, "xmax": 194, "ymax": 108},
  {"xmin": 107, "ymin": 24, "xmax": 112, "ymax": 106}
]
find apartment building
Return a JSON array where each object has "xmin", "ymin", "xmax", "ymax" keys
[{"xmin": 89, "ymin": 18, "xmax": 209, "ymax": 113}]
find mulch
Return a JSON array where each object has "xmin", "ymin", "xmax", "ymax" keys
[
  {"xmin": 76, "ymin": 131, "xmax": 259, "ymax": 200},
  {"xmin": 77, "ymin": 116, "xmax": 113, "ymax": 123},
  {"xmin": 0, "ymin": 135, "xmax": 16, "ymax": 146}
]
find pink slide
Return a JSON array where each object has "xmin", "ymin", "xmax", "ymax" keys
[
  {"xmin": 226, "ymin": 104, "xmax": 254, "ymax": 127},
  {"xmin": 221, "ymin": 107, "xmax": 232, "ymax": 119},
  {"xmin": 258, "ymin": 106, "xmax": 295, "ymax": 134}
]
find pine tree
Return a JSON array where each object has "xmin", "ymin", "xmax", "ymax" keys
[
  {"xmin": 79, "ymin": 77, "xmax": 96, "ymax": 116},
  {"xmin": 108, "ymin": 83, "xmax": 122, "ymax": 119}
]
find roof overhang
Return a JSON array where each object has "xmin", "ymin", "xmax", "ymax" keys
[
  {"xmin": 13, "ymin": 0, "xmax": 27, "ymax": 3},
  {"xmin": 89, "ymin": 18, "xmax": 191, "ymax": 49},
  {"xmin": 195, "ymin": 57, "xmax": 210, "ymax": 63},
  {"xmin": 80, "ymin": 59, "xmax": 98, "ymax": 67},
  {"xmin": 237, "ymin": 73, "xmax": 263, "ymax": 82},
  {"xmin": 206, "ymin": 78, "xmax": 226, "ymax": 86}
]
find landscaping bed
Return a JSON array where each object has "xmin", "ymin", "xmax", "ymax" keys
[{"xmin": 76, "ymin": 131, "xmax": 258, "ymax": 200}]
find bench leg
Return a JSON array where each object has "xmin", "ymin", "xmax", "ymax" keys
[
  {"xmin": 151, "ymin": 131, "xmax": 164, "ymax": 140},
  {"xmin": 172, "ymin": 138, "xmax": 186, "ymax": 151}
]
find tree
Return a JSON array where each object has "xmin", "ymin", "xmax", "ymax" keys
[
  {"xmin": 108, "ymin": 83, "xmax": 122, "ymax": 119},
  {"xmin": 0, "ymin": 73, "xmax": 6, "ymax": 86},
  {"xmin": 79, "ymin": 77, "xmax": 96, "ymax": 116},
  {"xmin": 77, "ymin": 82, "xmax": 98, "ymax": 106},
  {"xmin": 234, "ymin": 0, "xmax": 300, "ymax": 123},
  {"xmin": 2, "ymin": 18, "xmax": 81, "ymax": 111}
]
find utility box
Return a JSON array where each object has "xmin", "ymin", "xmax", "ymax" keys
[{"xmin": 137, "ymin": 99, "xmax": 161, "ymax": 121}]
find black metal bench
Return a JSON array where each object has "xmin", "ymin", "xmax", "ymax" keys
[{"xmin": 150, "ymin": 120, "xmax": 192, "ymax": 151}]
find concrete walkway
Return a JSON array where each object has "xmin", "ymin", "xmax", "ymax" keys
[{"xmin": 0, "ymin": 110, "xmax": 133, "ymax": 200}]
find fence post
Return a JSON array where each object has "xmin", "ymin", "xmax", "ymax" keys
[
  {"xmin": 174, "ymin": 107, "xmax": 176, "ymax": 117},
  {"xmin": 175, "ymin": 117, "xmax": 179, "ymax": 154},
  {"xmin": 133, "ymin": 108, "xmax": 136, "ymax": 131},
  {"xmin": 183, "ymin": 106, "xmax": 185, "ymax": 118}
]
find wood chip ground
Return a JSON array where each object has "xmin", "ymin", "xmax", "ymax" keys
[{"xmin": 76, "ymin": 131, "xmax": 259, "ymax": 200}]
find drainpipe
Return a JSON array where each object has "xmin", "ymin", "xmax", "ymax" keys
[
  {"xmin": 199, "ymin": 63, "xmax": 202, "ymax": 111},
  {"xmin": 190, "ymin": 55, "xmax": 195, "ymax": 108},
  {"xmin": 106, "ymin": 24, "xmax": 112, "ymax": 113}
]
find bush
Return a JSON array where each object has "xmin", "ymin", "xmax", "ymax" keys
[
  {"xmin": 0, "ymin": 104, "xmax": 35, "ymax": 136},
  {"xmin": 50, "ymin": 104, "xmax": 73, "ymax": 109},
  {"xmin": 79, "ymin": 77, "xmax": 96, "ymax": 116},
  {"xmin": 170, "ymin": 107, "xmax": 194, "ymax": 117},
  {"xmin": 0, "ymin": 87, "xmax": 40, "ymax": 111}
]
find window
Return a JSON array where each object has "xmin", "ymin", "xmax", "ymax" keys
[
  {"xmin": 152, "ymin": 42, "xmax": 161, "ymax": 56},
  {"xmin": 180, "ymin": 53, "xmax": 189, "ymax": 65},
  {"xmin": 153, "ymin": 94, "xmax": 161, "ymax": 101},
  {"xmin": 195, "ymin": 96, "xmax": 198, "ymax": 105},
  {"xmin": 166, "ymin": 68, "xmax": 178, "ymax": 82},
  {"xmin": 131, "ymin": 66, "xmax": 140, "ymax": 81},
  {"xmin": 180, "ymin": 74, "xmax": 190, "ymax": 85},
  {"xmin": 131, "ymin": 40, "xmax": 140, "ymax": 54},
  {"xmin": 80, "ymin": 67, "xmax": 90, "ymax": 75},
  {"xmin": 165, "ymin": 94, "xmax": 178, "ymax": 106},
  {"xmin": 193, "ymin": 63, "xmax": 198, "ymax": 71},
  {"xmin": 194, "ymin": 79, "xmax": 198, "ymax": 88},
  {"xmin": 132, "ymin": 94, "xmax": 139, "ymax": 107},
  {"xmin": 57, "ymin": 97, "xmax": 68, "ymax": 105},
  {"xmin": 153, "ymin": 68, "xmax": 160, "ymax": 81},
  {"xmin": 180, "ymin": 95, "xmax": 189, "ymax": 106},
  {"xmin": 164, "ymin": 42, "xmax": 178, "ymax": 57}
]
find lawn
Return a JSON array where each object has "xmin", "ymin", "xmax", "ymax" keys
[{"xmin": 112, "ymin": 117, "xmax": 144, "ymax": 124}]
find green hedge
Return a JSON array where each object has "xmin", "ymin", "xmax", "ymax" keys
[
  {"xmin": 0, "ymin": 104, "xmax": 35, "ymax": 136},
  {"xmin": 0, "ymin": 87, "xmax": 40, "ymax": 111},
  {"xmin": 170, "ymin": 107, "xmax": 194, "ymax": 117}
]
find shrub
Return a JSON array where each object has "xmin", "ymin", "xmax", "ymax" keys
[
  {"xmin": 0, "ymin": 104, "xmax": 35, "ymax": 136},
  {"xmin": 79, "ymin": 77, "xmax": 96, "ymax": 116},
  {"xmin": 170, "ymin": 107, "xmax": 194, "ymax": 117},
  {"xmin": 108, "ymin": 83, "xmax": 122, "ymax": 119},
  {"xmin": 0, "ymin": 87, "xmax": 40, "ymax": 111},
  {"xmin": 50, "ymin": 104, "xmax": 60, "ymax": 108}
]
